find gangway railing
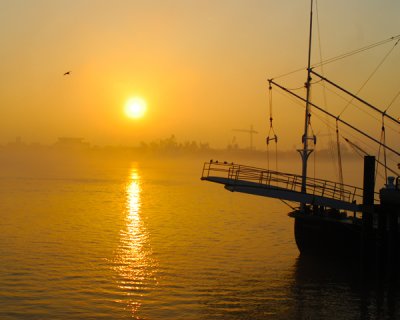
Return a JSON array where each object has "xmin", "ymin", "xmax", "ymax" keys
[{"xmin": 201, "ymin": 161, "xmax": 378, "ymax": 210}]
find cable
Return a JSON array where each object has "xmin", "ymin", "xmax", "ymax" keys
[
  {"xmin": 385, "ymin": 89, "xmax": 400, "ymax": 113},
  {"xmin": 314, "ymin": 35, "xmax": 400, "ymax": 68},
  {"xmin": 315, "ymin": 0, "xmax": 339, "ymax": 183},
  {"xmin": 271, "ymin": 35, "xmax": 400, "ymax": 80},
  {"xmin": 336, "ymin": 121, "xmax": 344, "ymax": 199},
  {"xmin": 339, "ymin": 38, "xmax": 400, "ymax": 118}
]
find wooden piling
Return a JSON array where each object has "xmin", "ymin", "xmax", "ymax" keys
[{"xmin": 361, "ymin": 156, "xmax": 375, "ymax": 265}]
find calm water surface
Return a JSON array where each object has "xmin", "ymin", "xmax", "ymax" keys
[{"xmin": 0, "ymin": 156, "xmax": 398, "ymax": 319}]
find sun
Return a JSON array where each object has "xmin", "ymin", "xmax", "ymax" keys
[{"xmin": 124, "ymin": 97, "xmax": 147, "ymax": 119}]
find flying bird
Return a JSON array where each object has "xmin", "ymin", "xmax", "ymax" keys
[{"xmin": 63, "ymin": 71, "xmax": 71, "ymax": 76}]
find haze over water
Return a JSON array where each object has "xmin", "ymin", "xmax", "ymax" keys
[
  {"xmin": 1, "ymin": 0, "xmax": 400, "ymax": 319},
  {"xmin": 0, "ymin": 153, "xmax": 398, "ymax": 319}
]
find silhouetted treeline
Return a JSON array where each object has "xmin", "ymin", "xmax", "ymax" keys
[{"xmin": 0, "ymin": 134, "xmax": 361, "ymax": 162}]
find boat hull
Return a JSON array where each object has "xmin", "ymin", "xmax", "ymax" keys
[{"xmin": 292, "ymin": 212, "xmax": 362, "ymax": 259}]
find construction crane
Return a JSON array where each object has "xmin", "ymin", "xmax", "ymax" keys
[{"xmin": 232, "ymin": 125, "xmax": 258, "ymax": 150}]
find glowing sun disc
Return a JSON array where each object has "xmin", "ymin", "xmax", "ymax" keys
[{"xmin": 125, "ymin": 97, "xmax": 147, "ymax": 119}]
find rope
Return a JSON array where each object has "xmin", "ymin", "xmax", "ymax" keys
[
  {"xmin": 375, "ymin": 116, "xmax": 388, "ymax": 184},
  {"xmin": 313, "ymin": 80, "xmax": 400, "ymax": 134},
  {"xmin": 266, "ymin": 82, "xmax": 278, "ymax": 170},
  {"xmin": 315, "ymin": 0, "xmax": 339, "ymax": 183},
  {"xmin": 314, "ymin": 35, "xmax": 400, "ymax": 68},
  {"xmin": 339, "ymin": 38, "xmax": 400, "ymax": 118},
  {"xmin": 335, "ymin": 121, "xmax": 344, "ymax": 200},
  {"xmin": 385, "ymin": 89, "xmax": 400, "ymax": 113},
  {"xmin": 280, "ymin": 199, "xmax": 297, "ymax": 210},
  {"xmin": 271, "ymin": 35, "xmax": 400, "ymax": 80},
  {"xmin": 344, "ymin": 136, "xmax": 398, "ymax": 178}
]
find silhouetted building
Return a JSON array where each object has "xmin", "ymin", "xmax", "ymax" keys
[{"xmin": 54, "ymin": 137, "xmax": 90, "ymax": 150}]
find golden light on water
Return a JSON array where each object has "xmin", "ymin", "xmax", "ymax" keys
[
  {"xmin": 124, "ymin": 97, "xmax": 147, "ymax": 119},
  {"xmin": 127, "ymin": 170, "xmax": 141, "ymax": 220},
  {"xmin": 114, "ymin": 167, "xmax": 157, "ymax": 316}
]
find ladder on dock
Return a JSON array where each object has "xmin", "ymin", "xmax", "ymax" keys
[{"xmin": 201, "ymin": 161, "xmax": 366, "ymax": 212}]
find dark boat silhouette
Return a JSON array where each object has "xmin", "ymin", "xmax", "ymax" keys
[{"xmin": 201, "ymin": 0, "xmax": 400, "ymax": 262}]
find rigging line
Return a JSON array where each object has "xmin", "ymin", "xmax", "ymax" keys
[
  {"xmin": 306, "ymin": 98, "xmax": 316, "ymax": 180},
  {"xmin": 275, "ymin": 137, "xmax": 278, "ymax": 171},
  {"xmin": 341, "ymin": 120, "xmax": 398, "ymax": 165},
  {"xmin": 271, "ymin": 35, "xmax": 400, "ymax": 80},
  {"xmin": 276, "ymin": 82, "xmax": 398, "ymax": 159},
  {"xmin": 276, "ymin": 82, "xmax": 391, "ymax": 159},
  {"xmin": 340, "ymin": 121, "xmax": 398, "ymax": 166},
  {"xmin": 343, "ymin": 136, "xmax": 399, "ymax": 177},
  {"xmin": 312, "ymin": 80, "xmax": 380, "ymax": 122},
  {"xmin": 342, "ymin": 137, "xmax": 391, "ymax": 186},
  {"xmin": 315, "ymin": 0, "xmax": 339, "ymax": 183},
  {"xmin": 375, "ymin": 122, "xmax": 383, "ymax": 186},
  {"xmin": 276, "ymin": 87, "xmax": 398, "ymax": 168},
  {"xmin": 308, "ymin": 107, "xmax": 379, "ymax": 160},
  {"xmin": 343, "ymin": 137, "xmax": 365, "ymax": 158},
  {"xmin": 344, "ymin": 138, "xmax": 388, "ymax": 182},
  {"xmin": 273, "ymin": 86, "xmax": 305, "ymax": 109},
  {"xmin": 269, "ymin": 79, "xmax": 400, "ymax": 157},
  {"xmin": 309, "ymin": 119, "xmax": 395, "ymax": 189},
  {"xmin": 271, "ymin": 67, "xmax": 306, "ymax": 81},
  {"xmin": 382, "ymin": 117, "xmax": 388, "ymax": 183},
  {"xmin": 287, "ymin": 84, "xmax": 308, "ymax": 91},
  {"xmin": 280, "ymin": 199, "xmax": 297, "ymax": 210},
  {"xmin": 313, "ymin": 139, "xmax": 316, "ymax": 182},
  {"xmin": 283, "ymin": 91, "xmax": 378, "ymax": 162},
  {"xmin": 385, "ymin": 89, "xmax": 400, "ymax": 113},
  {"xmin": 311, "ymin": 70, "xmax": 400, "ymax": 126},
  {"xmin": 266, "ymin": 83, "xmax": 278, "ymax": 170},
  {"xmin": 336, "ymin": 116, "xmax": 398, "ymax": 167},
  {"xmin": 337, "ymin": 38, "xmax": 400, "ymax": 118},
  {"xmin": 313, "ymin": 34, "xmax": 400, "ymax": 68},
  {"xmin": 335, "ymin": 121, "xmax": 345, "ymax": 199},
  {"xmin": 269, "ymin": 83, "xmax": 273, "ymax": 122},
  {"xmin": 313, "ymin": 80, "xmax": 400, "ymax": 134},
  {"xmin": 310, "ymin": 79, "xmax": 324, "ymax": 85},
  {"xmin": 285, "ymin": 79, "xmax": 324, "ymax": 91},
  {"xmin": 276, "ymin": 82, "xmax": 376, "ymax": 153}
]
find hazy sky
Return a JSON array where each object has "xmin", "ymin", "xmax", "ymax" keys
[{"xmin": 1, "ymin": 0, "xmax": 399, "ymax": 150}]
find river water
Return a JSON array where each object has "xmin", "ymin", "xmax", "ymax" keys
[{"xmin": 0, "ymin": 154, "xmax": 398, "ymax": 319}]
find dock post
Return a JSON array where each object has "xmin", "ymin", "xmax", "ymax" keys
[
  {"xmin": 377, "ymin": 203, "xmax": 387, "ymax": 274},
  {"xmin": 388, "ymin": 203, "xmax": 399, "ymax": 278},
  {"xmin": 361, "ymin": 156, "xmax": 375, "ymax": 266}
]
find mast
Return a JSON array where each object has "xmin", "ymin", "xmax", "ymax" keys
[{"xmin": 299, "ymin": 0, "xmax": 314, "ymax": 195}]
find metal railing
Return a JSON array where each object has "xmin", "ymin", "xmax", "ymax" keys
[{"xmin": 201, "ymin": 161, "xmax": 374, "ymax": 205}]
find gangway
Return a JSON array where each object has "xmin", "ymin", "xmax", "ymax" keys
[{"xmin": 201, "ymin": 161, "xmax": 372, "ymax": 212}]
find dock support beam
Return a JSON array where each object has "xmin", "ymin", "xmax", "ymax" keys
[
  {"xmin": 388, "ymin": 203, "xmax": 399, "ymax": 278},
  {"xmin": 361, "ymin": 156, "xmax": 375, "ymax": 264}
]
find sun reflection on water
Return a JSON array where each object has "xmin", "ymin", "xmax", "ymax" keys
[{"xmin": 113, "ymin": 167, "xmax": 157, "ymax": 316}]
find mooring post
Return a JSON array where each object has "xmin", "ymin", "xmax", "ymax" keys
[
  {"xmin": 377, "ymin": 202, "xmax": 387, "ymax": 271},
  {"xmin": 361, "ymin": 156, "xmax": 375, "ymax": 265},
  {"xmin": 388, "ymin": 203, "xmax": 399, "ymax": 274}
]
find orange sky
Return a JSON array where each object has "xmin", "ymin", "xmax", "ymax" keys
[{"xmin": 0, "ymin": 0, "xmax": 399, "ymax": 150}]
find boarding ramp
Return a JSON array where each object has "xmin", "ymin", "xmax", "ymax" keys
[{"xmin": 201, "ymin": 161, "xmax": 367, "ymax": 212}]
